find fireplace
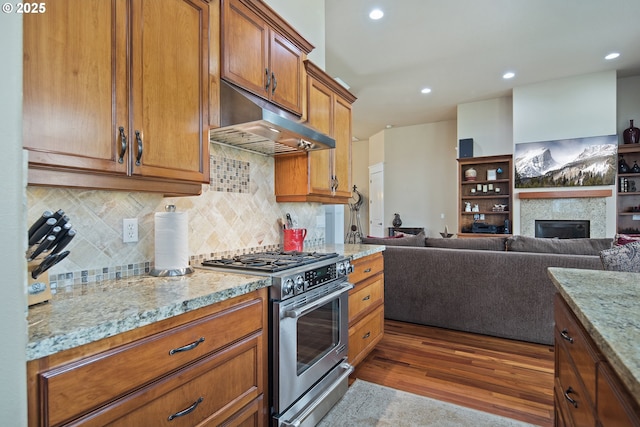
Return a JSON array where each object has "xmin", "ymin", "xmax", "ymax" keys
[{"xmin": 535, "ymin": 220, "xmax": 590, "ymax": 239}]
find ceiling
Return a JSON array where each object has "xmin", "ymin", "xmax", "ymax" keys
[{"xmin": 324, "ymin": 0, "xmax": 640, "ymax": 141}]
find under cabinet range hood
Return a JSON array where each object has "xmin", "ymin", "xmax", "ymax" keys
[{"xmin": 210, "ymin": 81, "xmax": 335, "ymax": 156}]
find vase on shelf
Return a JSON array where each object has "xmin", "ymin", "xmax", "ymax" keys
[
  {"xmin": 392, "ymin": 213, "xmax": 402, "ymax": 228},
  {"xmin": 623, "ymin": 119, "xmax": 640, "ymax": 144},
  {"xmin": 619, "ymin": 155, "xmax": 630, "ymax": 174},
  {"xmin": 633, "ymin": 161, "xmax": 640, "ymax": 173},
  {"xmin": 464, "ymin": 167, "xmax": 477, "ymax": 181}
]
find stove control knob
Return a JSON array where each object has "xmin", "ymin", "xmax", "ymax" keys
[
  {"xmin": 283, "ymin": 278, "xmax": 294, "ymax": 296},
  {"xmin": 338, "ymin": 260, "xmax": 352, "ymax": 276},
  {"xmin": 295, "ymin": 275, "xmax": 305, "ymax": 292}
]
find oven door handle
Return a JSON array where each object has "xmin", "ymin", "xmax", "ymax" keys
[{"xmin": 284, "ymin": 283, "xmax": 353, "ymax": 319}]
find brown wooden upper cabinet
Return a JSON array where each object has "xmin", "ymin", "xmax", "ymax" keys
[
  {"xmin": 23, "ymin": 0, "xmax": 210, "ymax": 195},
  {"xmin": 274, "ymin": 61, "xmax": 357, "ymax": 204},
  {"xmin": 220, "ymin": 0, "xmax": 313, "ymax": 116}
]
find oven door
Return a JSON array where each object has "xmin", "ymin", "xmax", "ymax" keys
[{"xmin": 272, "ymin": 279, "xmax": 352, "ymax": 415}]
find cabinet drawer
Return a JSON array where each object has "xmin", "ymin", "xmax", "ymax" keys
[
  {"xmin": 41, "ymin": 297, "xmax": 264, "ymax": 426},
  {"xmin": 348, "ymin": 305, "xmax": 384, "ymax": 367},
  {"xmin": 77, "ymin": 334, "xmax": 263, "ymax": 426},
  {"xmin": 348, "ymin": 275, "xmax": 384, "ymax": 323},
  {"xmin": 349, "ymin": 252, "xmax": 383, "ymax": 284},
  {"xmin": 597, "ymin": 363, "xmax": 640, "ymax": 427},
  {"xmin": 554, "ymin": 295, "xmax": 599, "ymax": 404},
  {"xmin": 556, "ymin": 343, "xmax": 596, "ymax": 427}
]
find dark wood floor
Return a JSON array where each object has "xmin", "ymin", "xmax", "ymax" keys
[{"xmin": 352, "ymin": 320, "xmax": 555, "ymax": 427}]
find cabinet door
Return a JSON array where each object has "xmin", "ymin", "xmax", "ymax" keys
[
  {"xmin": 307, "ymin": 78, "xmax": 333, "ymax": 195},
  {"xmin": 269, "ymin": 31, "xmax": 303, "ymax": 114},
  {"xmin": 221, "ymin": 0, "xmax": 269, "ymax": 99},
  {"xmin": 332, "ymin": 96, "xmax": 352, "ymax": 198},
  {"xmin": 23, "ymin": 0, "xmax": 129, "ymax": 174},
  {"xmin": 130, "ymin": 0, "xmax": 209, "ymax": 183}
]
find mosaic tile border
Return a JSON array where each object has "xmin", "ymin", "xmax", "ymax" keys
[
  {"xmin": 210, "ymin": 155, "xmax": 250, "ymax": 193},
  {"xmin": 48, "ymin": 238, "xmax": 326, "ymax": 291}
]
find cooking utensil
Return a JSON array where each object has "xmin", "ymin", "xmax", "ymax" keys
[
  {"xmin": 31, "ymin": 250, "xmax": 70, "ymax": 279},
  {"xmin": 28, "ymin": 210, "xmax": 53, "ymax": 239},
  {"xmin": 28, "ymin": 217, "xmax": 57, "ymax": 246},
  {"xmin": 285, "ymin": 213, "xmax": 293, "ymax": 229},
  {"xmin": 28, "ymin": 235, "xmax": 56, "ymax": 261},
  {"xmin": 277, "ymin": 218, "xmax": 285, "ymax": 230},
  {"xmin": 50, "ymin": 228, "xmax": 76, "ymax": 255}
]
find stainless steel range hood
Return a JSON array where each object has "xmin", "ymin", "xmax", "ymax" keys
[{"xmin": 210, "ymin": 81, "xmax": 335, "ymax": 155}]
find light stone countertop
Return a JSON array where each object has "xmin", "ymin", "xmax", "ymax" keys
[
  {"xmin": 547, "ymin": 267, "xmax": 640, "ymax": 403},
  {"xmin": 27, "ymin": 244, "xmax": 385, "ymax": 361}
]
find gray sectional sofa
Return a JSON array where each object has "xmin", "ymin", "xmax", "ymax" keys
[{"xmin": 361, "ymin": 234, "xmax": 611, "ymax": 345}]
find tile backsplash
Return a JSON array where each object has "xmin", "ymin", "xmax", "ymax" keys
[{"xmin": 26, "ymin": 143, "xmax": 326, "ymax": 288}]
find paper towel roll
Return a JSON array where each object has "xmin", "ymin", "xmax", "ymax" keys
[{"xmin": 154, "ymin": 211, "xmax": 189, "ymax": 271}]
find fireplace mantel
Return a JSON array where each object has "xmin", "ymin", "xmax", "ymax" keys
[{"xmin": 518, "ymin": 189, "xmax": 612, "ymax": 199}]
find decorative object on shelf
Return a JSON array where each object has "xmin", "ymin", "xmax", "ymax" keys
[
  {"xmin": 464, "ymin": 202, "xmax": 472, "ymax": 212},
  {"xmin": 486, "ymin": 169, "xmax": 497, "ymax": 181},
  {"xmin": 619, "ymin": 155, "xmax": 630, "ymax": 173},
  {"xmin": 345, "ymin": 185, "xmax": 364, "ymax": 244},
  {"xmin": 472, "ymin": 204, "xmax": 479, "ymax": 212},
  {"xmin": 633, "ymin": 160, "xmax": 640, "ymax": 173},
  {"xmin": 496, "ymin": 167, "xmax": 503, "ymax": 174},
  {"xmin": 464, "ymin": 167, "xmax": 477, "ymax": 181},
  {"xmin": 623, "ymin": 119, "xmax": 640, "ymax": 144},
  {"xmin": 492, "ymin": 204, "xmax": 508, "ymax": 212},
  {"xmin": 392, "ymin": 213, "xmax": 402, "ymax": 228},
  {"xmin": 440, "ymin": 225, "xmax": 453, "ymax": 238}
]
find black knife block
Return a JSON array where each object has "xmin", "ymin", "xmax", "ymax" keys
[{"xmin": 27, "ymin": 261, "xmax": 52, "ymax": 307}]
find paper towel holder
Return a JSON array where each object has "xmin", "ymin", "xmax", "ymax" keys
[{"xmin": 149, "ymin": 205, "xmax": 194, "ymax": 277}]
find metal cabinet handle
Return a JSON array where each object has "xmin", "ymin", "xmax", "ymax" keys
[
  {"xmin": 363, "ymin": 268, "xmax": 372, "ymax": 273},
  {"xmin": 135, "ymin": 130, "xmax": 143, "ymax": 166},
  {"xmin": 563, "ymin": 387, "xmax": 578, "ymax": 408},
  {"xmin": 362, "ymin": 295, "xmax": 371, "ymax": 301},
  {"xmin": 271, "ymin": 72, "xmax": 277, "ymax": 94},
  {"xmin": 560, "ymin": 329, "xmax": 574, "ymax": 343},
  {"xmin": 169, "ymin": 337, "xmax": 205, "ymax": 355},
  {"xmin": 167, "ymin": 397, "xmax": 203, "ymax": 421},
  {"xmin": 117, "ymin": 126, "xmax": 127, "ymax": 164},
  {"xmin": 362, "ymin": 331, "xmax": 371, "ymax": 339},
  {"xmin": 265, "ymin": 68, "xmax": 270, "ymax": 90}
]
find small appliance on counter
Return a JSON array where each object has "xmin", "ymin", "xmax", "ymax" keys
[
  {"xmin": 150, "ymin": 205, "xmax": 193, "ymax": 276},
  {"xmin": 26, "ymin": 209, "xmax": 76, "ymax": 307}
]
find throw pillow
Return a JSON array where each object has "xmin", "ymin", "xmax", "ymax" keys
[
  {"xmin": 361, "ymin": 231, "xmax": 425, "ymax": 247},
  {"xmin": 615, "ymin": 233, "xmax": 640, "ymax": 246},
  {"xmin": 599, "ymin": 241, "xmax": 640, "ymax": 272},
  {"xmin": 505, "ymin": 235, "xmax": 613, "ymax": 255}
]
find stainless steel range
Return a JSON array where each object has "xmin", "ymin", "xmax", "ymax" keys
[{"xmin": 201, "ymin": 251, "xmax": 354, "ymax": 426}]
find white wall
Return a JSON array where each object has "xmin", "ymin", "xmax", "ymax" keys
[
  {"xmin": 263, "ymin": 0, "xmax": 325, "ymax": 68},
  {"xmin": 618, "ymin": 75, "xmax": 640, "ymax": 143},
  {"xmin": 457, "ymin": 97, "xmax": 513, "ymax": 157},
  {"xmin": 347, "ymin": 139, "xmax": 370, "ymax": 240},
  {"xmin": 380, "ymin": 121, "xmax": 458, "ymax": 237},
  {"xmin": 512, "ymin": 71, "xmax": 618, "ymax": 235},
  {"xmin": 0, "ymin": 11, "xmax": 28, "ymax": 427}
]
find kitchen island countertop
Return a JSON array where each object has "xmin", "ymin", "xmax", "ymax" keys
[
  {"xmin": 547, "ymin": 267, "xmax": 640, "ymax": 403},
  {"xmin": 27, "ymin": 244, "xmax": 384, "ymax": 361}
]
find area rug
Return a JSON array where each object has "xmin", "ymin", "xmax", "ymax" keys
[{"xmin": 318, "ymin": 380, "xmax": 539, "ymax": 427}]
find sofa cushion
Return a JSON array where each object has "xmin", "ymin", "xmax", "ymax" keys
[
  {"xmin": 599, "ymin": 241, "xmax": 640, "ymax": 272},
  {"xmin": 424, "ymin": 237, "xmax": 507, "ymax": 251},
  {"xmin": 361, "ymin": 231, "xmax": 425, "ymax": 247},
  {"xmin": 506, "ymin": 235, "xmax": 613, "ymax": 255}
]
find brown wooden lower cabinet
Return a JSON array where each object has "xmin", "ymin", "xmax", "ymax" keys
[
  {"xmin": 348, "ymin": 252, "xmax": 384, "ymax": 367},
  {"xmin": 28, "ymin": 288, "xmax": 268, "ymax": 427},
  {"xmin": 554, "ymin": 294, "xmax": 640, "ymax": 427}
]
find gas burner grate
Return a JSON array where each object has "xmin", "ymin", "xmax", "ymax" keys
[{"xmin": 201, "ymin": 250, "xmax": 339, "ymax": 273}]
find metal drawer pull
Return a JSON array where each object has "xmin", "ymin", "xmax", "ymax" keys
[
  {"xmin": 272, "ymin": 72, "xmax": 277, "ymax": 94},
  {"xmin": 168, "ymin": 397, "xmax": 203, "ymax": 420},
  {"xmin": 362, "ymin": 295, "xmax": 371, "ymax": 301},
  {"xmin": 563, "ymin": 387, "xmax": 578, "ymax": 408},
  {"xmin": 362, "ymin": 331, "xmax": 371, "ymax": 339},
  {"xmin": 363, "ymin": 268, "xmax": 372, "ymax": 273},
  {"xmin": 135, "ymin": 130, "xmax": 143, "ymax": 166},
  {"xmin": 169, "ymin": 337, "xmax": 205, "ymax": 355},
  {"xmin": 560, "ymin": 329, "xmax": 574, "ymax": 343},
  {"xmin": 117, "ymin": 126, "xmax": 127, "ymax": 163},
  {"xmin": 265, "ymin": 68, "xmax": 270, "ymax": 90}
]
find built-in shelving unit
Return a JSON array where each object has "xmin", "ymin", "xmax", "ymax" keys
[
  {"xmin": 458, "ymin": 155, "xmax": 513, "ymax": 238},
  {"xmin": 617, "ymin": 144, "xmax": 640, "ymax": 234}
]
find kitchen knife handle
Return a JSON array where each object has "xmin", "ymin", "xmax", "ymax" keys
[
  {"xmin": 31, "ymin": 250, "xmax": 70, "ymax": 279},
  {"xmin": 50, "ymin": 228, "xmax": 76, "ymax": 255},
  {"xmin": 28, "ymin": 217, "xmax": 57, "ymax": 246},
  {"xmin": 135, "ymin": 130, "xmax": 143, "ymax": 166},
  {"xmin": 118, "ymin": 126, "xmax": 127, "ymax": 164},
  {"xmin": 28, "ymin": 211, "xmax": 53, "ymax": 238},
  {"xmin": 28, "ymin": 235, "xmax": 55, "ymax": 261}
]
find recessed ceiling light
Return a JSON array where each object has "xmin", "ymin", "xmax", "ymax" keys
[
  {"xmin": 421, "ymin": 87, "xmax": 432, "ymax": 94},
  {"xmin": 503, "ymin": 72, "xmax": 515, "ymax": 79},
  {"xmin": 605, "ymin": 52, "xmax": 620, "ymax": 60},
  {"xmin": 385, "ymin": 124, "xmax": 393, "ymax": 129},
  {"xmin": 369, "ymin": 8, "xmax": 384, "ymax": 20}
]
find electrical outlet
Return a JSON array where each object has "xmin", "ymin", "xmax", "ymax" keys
[{"xmin": 123, "ymin": 218, "xmax": 139, "ymax": 243}]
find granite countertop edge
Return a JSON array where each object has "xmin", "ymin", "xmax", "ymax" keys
[
  {"xmin": 27, "ymin": 244, "xmax": 384, "ymax": 361},
  {"xmin": 547, "ymin": 267, "xmax": 640, "ymax": 402}
]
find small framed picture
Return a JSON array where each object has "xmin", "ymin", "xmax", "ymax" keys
[
  {"xmin": 488, "ymin": 183, "xmax": 494, "ymax": 191},
  {"xmin": 487, "ymin": 169, "xmax": 497, "ymax": 181},
  {"xmin": 476, "ymin": 183, "xmax": 483, "ymax": 191}
]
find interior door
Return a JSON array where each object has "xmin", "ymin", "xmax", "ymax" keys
[{"xmin": 369, "ymin": 163, "xmax": 384, "ymax": 237}]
